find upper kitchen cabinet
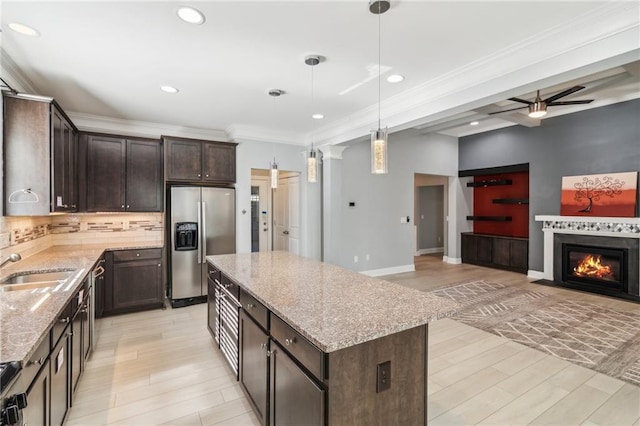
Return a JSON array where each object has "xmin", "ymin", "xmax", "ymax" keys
[
  {"xmin": 3, "ymin": 93, "xmax": 78, "ymax": 215},
  {"xmin": 164, "ymin": 136, "xmax": 237, "ymax": 183},
  {"xmin": 79, "ymin": 133, "xmax": 163, "ymax": 212}
]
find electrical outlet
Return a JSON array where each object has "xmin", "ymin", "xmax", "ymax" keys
[
  {"xmin": 354, "ymin": 255, "xmax": 358, "ymax": 263},
  {"xmin": 376, "ymin": 361, "xmax": 391, "ymax": 393}
]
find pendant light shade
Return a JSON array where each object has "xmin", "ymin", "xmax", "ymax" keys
[
  {"xmin": 371, "ymin": 127, "xmax": 388, "ymax": 174},
  {"xmin": 307, "ymin": 149, "xmax": 318, "ymax": 183},
  {"xmin": 270, "ymin": 161, "xmax": 279, "ymax": 189},
  {"xmin": 370, "ymin": 0, "xmax": 390, "ymax": 175}
]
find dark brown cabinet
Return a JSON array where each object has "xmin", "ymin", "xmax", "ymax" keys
[
  {"xmin": 22, "ymin": 359, "xmax": 50, "ymax": 426},
  {"xmin": 270, "ymin": 341, "xmax": 325, "ymax": 426},
  {"xmin": 461, "ymin": 233, "xmax": 528, "ymax": 273},
  {"xmin": 239, "ymin": 310, "xmax": 269, "ymax": 425},
  {"xmin": 80, "ymin": 133, "xmax": 163, "ymax": 212},
  {"xmin": 50, "ymin": 324, "xmax": 70, "ymax": 426},
  {"xmin": 164, "ymin": 136, "xmax": 236, "ymax": 183},
  {"xmin": 103, "ymin": 249, "xmax": 163, "ymax": 315},
  {"xmin": 71, "ymin": 284, "xmax": 91, "ymax": 397},
  {"xmin": 3, "ymin": 94, "xmax": 78, "ymax": 215}
]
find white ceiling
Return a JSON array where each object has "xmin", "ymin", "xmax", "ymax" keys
[{"xmin": 2, "ymin": 1, "xmax": 639, "ymax": 145}]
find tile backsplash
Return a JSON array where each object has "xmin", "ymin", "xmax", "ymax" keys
[{"xmin": 1, "ymin": 213, "xmax": 164, "ymax": 260}]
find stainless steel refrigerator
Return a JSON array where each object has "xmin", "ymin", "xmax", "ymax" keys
[{"xmin": 169, "ymin": 186, "xmax": 235, "ymax": 307}]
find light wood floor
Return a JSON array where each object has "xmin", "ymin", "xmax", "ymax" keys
[{"xmin": 68, "ymin": 256, "xmax": 640, "ymax": 425}]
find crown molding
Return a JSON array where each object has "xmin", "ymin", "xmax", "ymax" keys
[
  {"xmin": 226, "ymin": 124, "xmax": 307, "ymax": 146},
  {"xmin": 1, "ymin": 49, "xmax": 38, "ymax": 94},
  {"xmin": 68, "ymin": 112, "xmax": 229, "ymax": 141},
  {"xmin": 312, "ymin": 2, "xmax": 640, "ymax": 146}
]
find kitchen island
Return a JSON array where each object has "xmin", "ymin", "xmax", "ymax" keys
[{"xmin": 207, "ymin": 251, "xmax": 460, "ymax": 425}]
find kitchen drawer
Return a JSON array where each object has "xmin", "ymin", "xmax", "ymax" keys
[
  {"xmin": 51, "ymin": 302, "xmax": 72, "ymax": 347},
  {"xmin": 112, "ymin": 248, "xmax": 162, "ymax": 262},
  {"xmin": 270, "ymin": 313, "xmax": 324, "ymax": 380},
  {"xmin": 70, "ymin": 279, "xmax": 90, "ymax": 314},
  {"xmin": 23, "ymin": 336, "xmax": 50, "ymax": 388},
  {"xmin": 239, "ymin": 289, "xmax": 268, "ymax": 331},
  {"xmin": 220, "ymin": 273, "xmax": 239, "ymax": 302},
  {"xmin": 207, "ymin": 263, "xmax": 221, "ymax": 283}
]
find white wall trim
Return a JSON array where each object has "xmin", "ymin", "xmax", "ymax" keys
[
  {"xmin": 443, "ymin": 256, "xmax": 462, "ymax": 265},
  {"xmin": 226, "ymin": 124, "xmax": 306, "ymax": 146},
  {"xmin": 68, "ymin": 112, "xmax": 229, "ymax": 141},
  {"xmin": 527, "ymin": 270, "xmax": 546, "ymax": 280},
  {"xmin": 1, "ymin": 49, "xmax": 38, "ymax": 94},
  {"xmin": 360, "ymin": 264, "xmax": 415, "ymax": 277},
  {"xmin": 415, "ymin": 247, "xmax": 444, "ymax": 255},
  {"xmin": 318, "ymin": 145, "xmax": 347, "ymax": 160}
]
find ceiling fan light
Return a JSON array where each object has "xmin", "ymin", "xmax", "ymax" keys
[{"xmin": 528, "ymin": 102, "xmax": 547, "ymax": 118}]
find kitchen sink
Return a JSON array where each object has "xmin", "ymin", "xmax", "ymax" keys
[
  {"xmin": 0, "ymin": 281, "xmax": 68, "ymax": 292},
  {"xmin": 0, "ymin": 270, "xmax": 73, "ymax": 288}
]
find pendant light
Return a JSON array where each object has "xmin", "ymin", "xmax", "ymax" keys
[
  {"xmin": 268, "ymin": 89, "xmax": 284, "ymax": 189},
  {"xmin": 370, "ymin": 0, "xmax": 390, "ymax": 175},
  {"xmin": 305, "ymin": 55, "xmax": 321, "ymax": 183}
]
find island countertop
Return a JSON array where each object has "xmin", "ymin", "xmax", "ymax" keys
[
  {"xmin": 207, "ymin": 251, "xmax": 460, "ymax": 353},
  {"xmin": 0, "ymin": 243, "xmax": 162, "ymax": 364}
]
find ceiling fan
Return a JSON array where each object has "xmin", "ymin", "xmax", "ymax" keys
[{"xmin": 490, "ymin": 85, "xmax": 594, "ymax": 118}]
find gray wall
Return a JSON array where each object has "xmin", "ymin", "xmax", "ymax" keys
[
  {"xmin": 339, "ymin": 129, "xmax": 458, "ymax": 272},
  {"xmin": 459, "ymin": 99, "xmax": 640, "ymax": 273},
  {"xmin": 417, "ymin": 185, "xmax": 444, "ymax": 250}
]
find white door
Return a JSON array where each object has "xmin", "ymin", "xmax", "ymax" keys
[{"xmin": 273, "ymin": 174, "xmax": 300, "ymax": 254}]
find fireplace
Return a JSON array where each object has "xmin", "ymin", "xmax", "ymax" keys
[
  {"xmin": 552, "ymin": 233, "xmax": 639, "ymax": 301},
  {"xmin": 562, "ymin": 244, "xmax": 627, "ymax": 293}
]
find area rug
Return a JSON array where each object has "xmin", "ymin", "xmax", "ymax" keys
[{"xmin": 428, "ymin": 280, "xmax": 640, "ymax": 387}]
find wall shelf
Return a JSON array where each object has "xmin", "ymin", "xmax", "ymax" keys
[
  {"xmin": 466, "ymin": 216, "xmax": 512, "ymax": 222},
  {"xmin": 466, "ymin": 179, "xmax": 512, "ymax": 188},
  {"xmin": 492, "ymin": 198, "xmax": 529, "ymax": 205}
]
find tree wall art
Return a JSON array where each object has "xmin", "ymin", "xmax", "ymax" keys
[{"xmin": 560, "ymin": 171, "xmax": 638, "ymax": 217}]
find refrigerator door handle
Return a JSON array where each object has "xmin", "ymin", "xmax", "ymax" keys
[
  {"xmin": 197, "ymin": 201, "xmax": 202, "ymax": 264},
  {"xmin": 202, "ymin": 201, "xmax": 207, "ymax": 263}
]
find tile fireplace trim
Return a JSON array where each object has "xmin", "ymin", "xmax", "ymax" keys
[{"xmin": 535, "ymin": 215, "xmax": 640, "ymax": 280}]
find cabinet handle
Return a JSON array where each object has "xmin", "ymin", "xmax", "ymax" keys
[
  {"xmin": 260, "ymin": 343, "xmax": 267, "ymax": 349},
  {"xmin": 205, "ymin": 174, "xmax": 209, "ymax": 178},
  {"xmin": 267, "ymin": 349, "xmax": 276, "ymax": 357},
  {"xmin": 224, "ymin": 283, "xmax": 231, "ymax": 289},
  {"xmin": 284, "ymin": 338, "xmax": 296, "ymax": 346},
  {"xmin": 136, "ymin": 253, "xmax": 140, "ymax": 257},
  {"xmin": 197, "ymin": 174, "xmax": 201, "ymax": 177},
  {"xmin": 246, "ymin": 303, "xmax": 254, "ymax": 310},
  {"xmin": 121, "ymin": 204, "xmax": 125, "ymax": 209},
  {"xmin": 59, "ymin": 317, "xmax": 69, "ymax": 323},
  {"xmin": 126, "ymin": 205, "xmax": 130, "ymax": 209},
  {"xmin": 72, "ymin": 204, "xmax": 76, "ymax": 208},
  {"xmin": 28, "ymin": 357, "xmax": 46, "ymax": 366},
  {"xmin": 158, "ymin": 264, "xmax": 161, "ymax": 267}
]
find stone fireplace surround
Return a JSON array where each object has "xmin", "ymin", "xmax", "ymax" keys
[{"xmin": 535, "ymin": 215, "xmax": 640, "ymax": 301}]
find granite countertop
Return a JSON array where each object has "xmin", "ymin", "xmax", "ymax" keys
[
  {"xmin": 0, "ymin": 243, "xmax": 163, "ymax": 365},
  {"xmin": 207, "ymin": 251, "xmax": 460, "ymax": 353}
]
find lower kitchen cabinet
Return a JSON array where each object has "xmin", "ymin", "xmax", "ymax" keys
[
  {"xmin": 50, "ymin": 325, "xmax": 70, "ymax": 426},
  {"xmin": 207, "ymin": 276, "xmax": 218, "ymax": 342},
  {"xmin": 239, "ymin": 310, "xmax": 269, "ymax": 424},
  {"xmin": 270, "ymin": 341, "xmax": 325, "ymax": 426},
  {"xmin": 103, "ymin": 248, "xmax": 163, "ymax": 315},
  {"xmin": 71, "ymin": 285, "xmax": 91, "ymax": 397},
  {"xmin": 22, "ymin": 358, "xmax": 50, "ymax": 426}
]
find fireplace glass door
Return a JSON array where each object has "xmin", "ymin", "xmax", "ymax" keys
[{"xmin": 562, "ymin": 244, "xmax": 627, "ymax": 292}]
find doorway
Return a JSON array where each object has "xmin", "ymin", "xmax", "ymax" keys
[
  {"xmin": 250, "ymin": 169, "xmax": 300, "ymax": 254},
  {"xmin": 414, "ymin": 174, "xmax": 448, "ymax": 262}
]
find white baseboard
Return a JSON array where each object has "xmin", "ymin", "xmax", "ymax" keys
[
  {"xmin": 361, "ymin": 264, "xmax": 415, "ymax": 277},
  {"xmin": 443, "ymin": 256, "xmax": 462, "ymax": 264},
  {"xmin": 415, "ymin": 247, "xmax": 444, "ymax": 256},
  {"xmin": 527, "ymin": 270, "xmax": 546, "ymax": 280}
]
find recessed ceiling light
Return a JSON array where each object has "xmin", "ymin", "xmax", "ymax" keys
[
  {"xmin": 387, "ymin": 74, "xmax": 404, "ymax": 83},
  {"xmin": 177, "ymin": 7, "xmax": 205, "ymax": 24},
  {"xmin": 8, "ymin": 22, "xmax": 40, "ymax": 37},
  {"xmin": 161, "ymin": 85, "xmax": 179, "ymax": 94},
  {"xmin": 312, "ymin": 114, "xmax": 324, "ymax": 120},
  {"xmin": 470, "ymin": 121, "xmax": 479, "ymax": 126}
]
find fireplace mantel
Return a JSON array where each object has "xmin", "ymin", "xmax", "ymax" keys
[{"xmin": 535, "ymin": 215, "xmax": 640, "ymax": 280}]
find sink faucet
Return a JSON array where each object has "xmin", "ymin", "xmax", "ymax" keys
[{"xmin": 0, "ymin": 253, "xmax": 22, "ymax": 268}]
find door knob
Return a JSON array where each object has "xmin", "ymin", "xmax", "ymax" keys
[{"xmin": 283, "ymin": 230, "xmax": 289, "ymax": 235}]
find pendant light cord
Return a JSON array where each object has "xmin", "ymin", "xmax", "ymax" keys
[
  {"xmin": 377, "ymin": 2, "xmax": 382, "ymax": 130},
  {"xmin": 311, "ymin": 62, "xmax": 315, "ymax": 151}
]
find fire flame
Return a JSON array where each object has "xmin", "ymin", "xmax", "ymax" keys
[{"xmin": 573, "ymin": 255, "xmax": 614, "ymax": 280}]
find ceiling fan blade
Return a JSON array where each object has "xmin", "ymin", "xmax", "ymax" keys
[
  {"xmin": 488, "ymin": 106, "xmax": 528, "ymax": 115},
  {"xmin": 507, "ymin": 97, "xmax": 533, "ymax": 105},
  {"xmin": 547, "ymin": 100, "xmax": 594, "ymax": 105},
  {"xmin": 543, "ymin": 85, "xmax": 585, "ymax": 103}
]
